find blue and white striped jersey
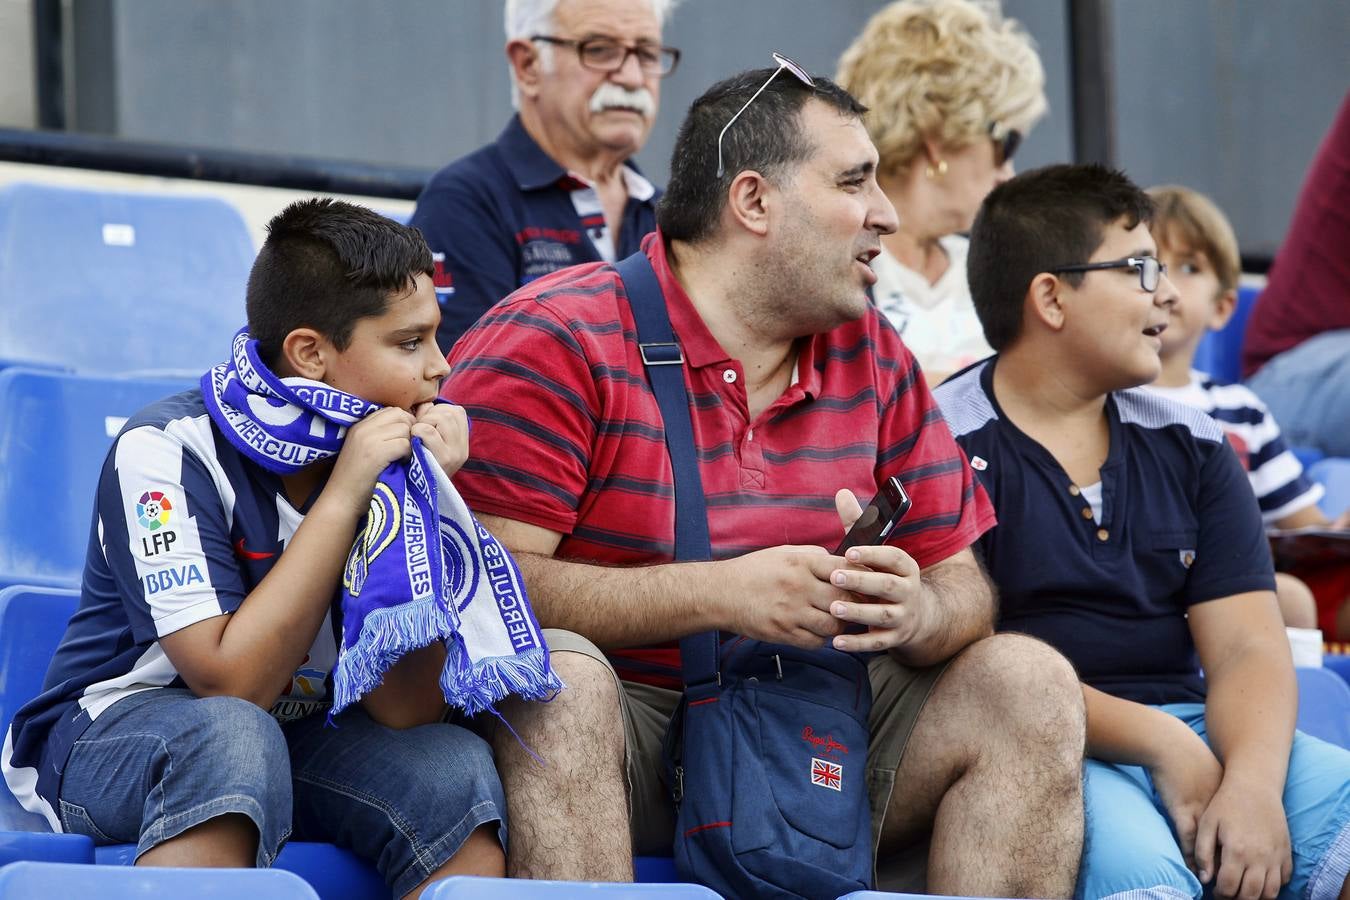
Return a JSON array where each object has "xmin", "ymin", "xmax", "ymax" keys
[
  {"xmin": 1144, "ymin": 370, "xmax": 1323, "ymax": 524},
  {"xmin": 2, "ymin": 388, "xmax": 339, "ymax": 831}
]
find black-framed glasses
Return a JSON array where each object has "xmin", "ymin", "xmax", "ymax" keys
[
  {"xmin": 530, "ymin": 35, "xmax": 680, "ymax": 77},
  {"xmin": 715, "ymin": 51, "xmax": 815, "ymax": 177},
  {"xmin": 988, "ymin": 121, "xmax": 1022, "ymax": 167},
  {"xmin": 1050, "ymin": 256, "xmax": 1169, "ymax": 292}
]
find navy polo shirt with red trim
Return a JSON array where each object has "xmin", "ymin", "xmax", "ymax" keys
[
  {"xmin": 934, "ymin": 359, "xmax": 1276, "ymax": 705},
  {"xmin": 411, "ymin": 115, "xmax": 660, "ymax": 352},
  {"xmin": 443, "ymin": 232, "xmax": 995, "ymax": 688}
]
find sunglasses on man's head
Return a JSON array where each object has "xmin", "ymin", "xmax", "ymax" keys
[{"xmin": 715, "ymin": 52, "xmax": 815, "ymax": 178}]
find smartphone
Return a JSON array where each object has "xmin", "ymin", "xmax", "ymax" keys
[{"xmin": 834, "ymin": 476, "xmax": 911, "ymax": 555}]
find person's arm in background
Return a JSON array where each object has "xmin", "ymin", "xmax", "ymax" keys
[{"xmin": 411, "ymin": 176, "xmax": 521, "ymax": 354}]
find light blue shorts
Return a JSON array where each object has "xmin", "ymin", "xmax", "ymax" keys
[{"xmin": 1077, "ymin": 703, "xmax": 1350, "ymax": 900}]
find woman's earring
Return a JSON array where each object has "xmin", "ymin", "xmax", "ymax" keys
[{"xmin": 924, "ymin": 159, "xmax": 949, "ymax": 178}]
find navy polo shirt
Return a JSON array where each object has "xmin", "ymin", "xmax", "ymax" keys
[
  {"xmin": 934, "ymin": 360, "xmax": 1276, "ymax": 705},
  {"xmin": 411, "ymin": 115, "xmax": 660, "ymax": 352}
]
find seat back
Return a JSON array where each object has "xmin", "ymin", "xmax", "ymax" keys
[
  {"xmin": 0, "ymin": 860, "xmax": 320, "ymax": 898},
  {"xmin": 1296, "ymin": 666, "xmax": 1350, "ymax": 748},
  {"xmin": 423, "ymin": 876, "xmax": 721, "ymax": 898},
  {"xmin": 0, "ymin": 368, "xmax": 196, "ymax": 587},
  {"xmin": 0, "ymin": 586, "xmax": 80, "ymax": 830},
  {"xmin": 0, "ymin": 182, "xmax": 253, "ymax": 375},
  {"xmin": 1193, "ymin": 282, "xmax": 1260, "ymax": 384}
]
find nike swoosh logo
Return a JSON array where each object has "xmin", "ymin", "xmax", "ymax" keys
[{"xmin": 234, "ymin": 537, "xmax": 275, "ymax": 560}]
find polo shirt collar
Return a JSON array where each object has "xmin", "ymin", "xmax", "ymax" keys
[
  {"xmin": 643, "ymin": 232, "xmax": 823, "ymax": 399},
  {"xmin": 497, "ymin": 115, "xmax": 657, "ymax": 200},
  {"xmin": 496, "ymin": 115, "xmax": 567, "ymax": 191}
]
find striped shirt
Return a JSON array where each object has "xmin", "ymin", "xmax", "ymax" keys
[
  {"xmin": 3, "ymin": 389, "xmax": 339, "ymax": 831},
  {"xmin": 443, "ymin": 233, "xmax": 995, "ymax": 686},
  {"xmin": 1145, "ymin": 370, "xmax": 1323, "ymax": 524}
]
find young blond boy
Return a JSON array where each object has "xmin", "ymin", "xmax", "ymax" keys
[{"xmin": 1143, "ymin": 185, "xmax": 1349, "ymax": 633}]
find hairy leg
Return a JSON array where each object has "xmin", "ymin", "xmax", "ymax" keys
[
  {"xmin": 878, "ymin": 633, "xmax": 1086, "ymax": 898},
  {"xmin": 493, "ymin": 650, "xmax": 631, "ymax": 880},
  {"xmin": 136, "ymin": 813, "xmax": 257, "ymax": 868}
]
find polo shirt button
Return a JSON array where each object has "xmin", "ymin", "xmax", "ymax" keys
[
  {"xmin": 1096, "ymin": 528, "xmax": 1109, "ymax": 542},
  {"xmin": 1080, "ymin": 507, "xmax": 1094, "ymax": 520},
  {"xmin": 1068, "ymin": 484, "xmax": 1081, "ymax": 496},
  {"xmin": 723, "ymin": 369, "xmax": 737, "ymax": 383}
]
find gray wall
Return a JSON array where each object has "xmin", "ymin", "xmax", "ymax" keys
[{"xmin": 65, "ymin": 0, "xmax": 1349, "ymax": 259}]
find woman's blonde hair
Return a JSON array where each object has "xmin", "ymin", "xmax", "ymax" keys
[{"xmin": 836, "ymin": 0, "xmax": 1047, "ymax": 178}]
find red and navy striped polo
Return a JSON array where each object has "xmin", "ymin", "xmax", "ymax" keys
[{"xmin": 443, "ymin": 233, "xmax": 994, "ymax": 686}]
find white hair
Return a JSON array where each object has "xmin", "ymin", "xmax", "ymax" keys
[{"xmin": 504, "ymin": 0, "xmax": 676, "ymax": 108}]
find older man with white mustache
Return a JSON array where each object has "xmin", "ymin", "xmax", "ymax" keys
[{"xmin": 412, "ymin": 0, "xmax": 679, "ymax": 352}]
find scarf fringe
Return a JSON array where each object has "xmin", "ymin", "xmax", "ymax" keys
[
  {"xmin": 441, "ymin": 639, "xmax": 565, "ymax": 718},
  {"xmin": 328, "ymin": 596, "xmax": 457, "ymax": 717}
]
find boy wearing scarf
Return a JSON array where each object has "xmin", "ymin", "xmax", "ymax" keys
[{"xmin": 1, "ymin": 199, "xmax": 555, "ymax": 899}]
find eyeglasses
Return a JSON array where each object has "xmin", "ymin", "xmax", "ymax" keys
[
  {"xmin": 988, "ymin": 121, "xmax": 1022, "ymax": 167},
  {"xmin": 716, "ymin": 51, "xmax": 815, "ymax": 178},
  {"xmin": 530, "ymin": 35, "xmax": 680, "ymax": 77},
  {"xmin": 1050, "ymin": 256, "xmax": 1169, "ymax": 292}
]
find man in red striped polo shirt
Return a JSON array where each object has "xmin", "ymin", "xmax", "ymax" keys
[{"xmin": 442, "ymin": 66, "xmax": 1086, "ymax": 895}]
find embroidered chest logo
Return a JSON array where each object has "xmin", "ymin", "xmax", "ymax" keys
[
  {"xmin": 810, "ymin": 757, "xmax": 843, "ymax": 792},
  {"xmin": 1179, "ymin": 549, "xmax": 1196, "ymax": 569},
  {"xmin": 970, "ymin": 456, "xmax": 988, "ymax": 471}
]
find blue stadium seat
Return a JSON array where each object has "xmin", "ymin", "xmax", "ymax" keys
[
  {"xmin": 1296, "ymin": 667, "xmax": 1350, "ymax": 748},
  {"xmin": 0, "ymin": 181, "xmax": 254, "ymax": 375},
  {"xmin": 0, "ymin": 367, "xmax": 196, "ymax": 589},
  {"xmin": 1192, "ymin": 282, "xmax": 1260, "ymax": 384},
  {"xmin": 0, "ymin": 832, "xmax": 92, "ymax": 868},
  {"xmin": 0, "ymin": 860, "xmax": 320, "ymax": 898},
  {"xmin": 1307, "ymin": 458, "xmax": 1350, "ymax": 518},
  {"xmin": 423, "ymin": 876, "xmax": 721, "ymax": 898},
  {"xmin": 0, "ymin": 586, "xmax": 80, "ymax": 831}
]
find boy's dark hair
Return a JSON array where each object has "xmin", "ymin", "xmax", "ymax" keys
[
  {"xmin": 657, "ymin": 67, "xmax": 867, "ymax": 244},
  {"xmin": 967, "ymin": 163, "xmax": 1154, "ymax": 351},
  {"xmin": 246, "ymin": 198, "xmax": 434, "ymax": 365}
]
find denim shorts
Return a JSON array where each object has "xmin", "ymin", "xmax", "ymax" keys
[
  {"xmin": 1077, "ymin": 703, "xmax": 1350, "ymax": 900},
  {"xmin": 57, "ymin": 688, "xmax": 506, "ymax": 898}
]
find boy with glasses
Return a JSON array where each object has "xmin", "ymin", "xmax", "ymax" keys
[
  {"xmin": 935, "ymin": 163, "xmax": 1350, "ymax": 900},
  {"xmin": 411, "ymin": 0, "xmax": 679, "ymax": 351}
]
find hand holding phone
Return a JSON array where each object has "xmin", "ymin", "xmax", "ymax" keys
[{"xmin": 835, "ymin": 476, "xmax": 911, "ymax": 555}]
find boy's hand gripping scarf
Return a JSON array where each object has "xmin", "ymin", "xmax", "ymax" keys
[{"xmin": 202, "ymin": 329, "xmax": 562, "ymax": 718}]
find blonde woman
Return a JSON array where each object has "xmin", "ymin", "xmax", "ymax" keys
[{"xmin": 837, "ymin": 0, "xmax": 1046, "ymax": 382}]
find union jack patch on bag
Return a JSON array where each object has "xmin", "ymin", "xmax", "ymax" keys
[{"xmin": 811, "ymin": 757, "xmax": 843, "ymax": 791}]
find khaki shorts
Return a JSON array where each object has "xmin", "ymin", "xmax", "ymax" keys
[{"xmin": 544, "ymin": 629, "xmax": 949, "ymax": 888}]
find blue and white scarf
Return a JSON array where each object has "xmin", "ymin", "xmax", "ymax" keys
[{"xmin": 202, "ymin": 328, "xmax": 563, "ymax": 718}]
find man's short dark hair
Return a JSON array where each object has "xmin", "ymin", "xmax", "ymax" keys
[
  {"xmin": 657, "ymin": 67, "xmax": 867, "ymax": 244},
  {"xmin": 967, "ymin": 163, "xmax": 1155, "ymax": 351},
  {"xmin": 246, "ymin": 198, "xmax": 434, "ymax": 365}
]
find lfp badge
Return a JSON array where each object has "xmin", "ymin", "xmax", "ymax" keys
[{"xmin": 136, "ymin": 490, "xmax": 173, "ymax": 532}]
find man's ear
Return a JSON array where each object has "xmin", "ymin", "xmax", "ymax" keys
[
  {"xmin": 280, "ymin": 328, "xmax": 330, "ymax": 381},
  {"xmin": 724, "ymin": 170, "xmax": 773, "ymax": 237},
  {"xmin": 1027, "ymin": 272, "xmax": 1066, "ymax": 332},
  {"xmin": 1208, "ymin": 288, "xmax": 1238, "ymax": 331},
  {"xmin": 506, "ymin": 39, "xmax": 543, "ymax": 101}
]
